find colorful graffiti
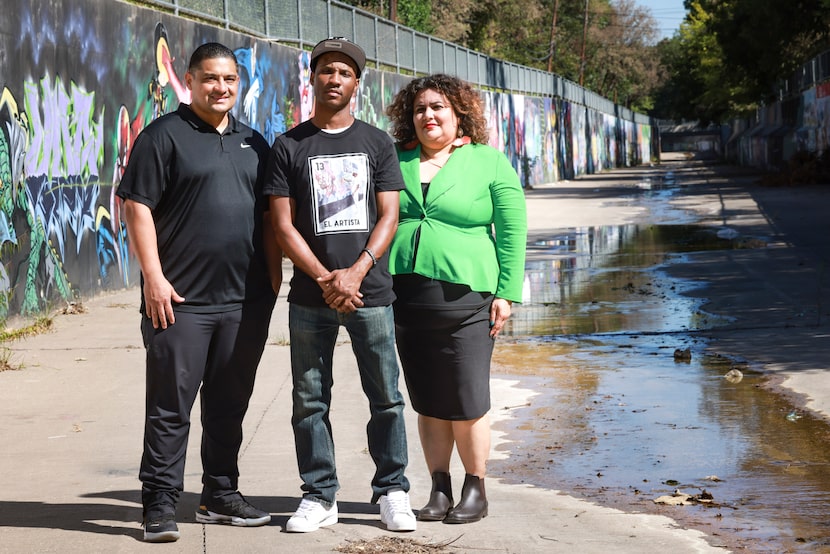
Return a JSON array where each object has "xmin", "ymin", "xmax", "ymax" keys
[
  {"xmin": 0, "ymin": 0, "xmax": 655, "ymax": 322},
  {"xmin": 94, "ymin": 23, "xmax": 191, "ymax": 290},
  {"xmin": 0, "ymin": 85, "xmax": 75, "ymax": 317}
]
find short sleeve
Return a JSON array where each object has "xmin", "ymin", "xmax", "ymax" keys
[
  {"xmin": 116, "ymin": 131, "xmax": 167, "ymax": 209},
  {"xmin": 262, "ymin": 138, "xmax": 291, "ymax": 198},
  {"xmin": 372, "ymin": 132, "xmax": 405, "ymax": 193}
]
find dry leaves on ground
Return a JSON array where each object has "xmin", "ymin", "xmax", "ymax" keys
[{"xmin": 335, "ymin": 536, "xmax": 461, "ymax": 553}]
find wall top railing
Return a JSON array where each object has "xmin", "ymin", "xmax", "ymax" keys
[
  {"xmin": 777, "ymin": 48, "xmax": 830, "ymax": 99},
  {"xmin": 135, "ymin": 0, "xmax": 652, "ymax": 125}
]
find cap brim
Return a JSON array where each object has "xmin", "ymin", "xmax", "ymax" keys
[{"xmin": 311, "ymin": 39, "xmax": 366, "ymax": 76}]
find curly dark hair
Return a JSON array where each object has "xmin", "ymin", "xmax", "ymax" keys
[{"xmin": 386, "ymin": 74, "xmax": 488, "ymax": 145}]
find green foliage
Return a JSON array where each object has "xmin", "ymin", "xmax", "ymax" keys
[
  {"xmin": 703, "ymin": 0, "xmax": 830, "ymax": 104},
  {"xmin": 652, "ymin": 4, "xmax": 730, "ymax": 124},
  {"xmin": 397, "ymin": 0, "xmax": 433, "ymax": 33},
  {"xmin": 466, "ymin": 0, "xmax": 549, "ymax": 66},
  {"xmin": 581, "ymin": 0, "xmax": 663, "ymax": 110},
  {"xmin": 342, "ymin": 0, "xmax": 433, "ymax": 33},
  {"xmin": 343, "ymin": 0, "xmax": 830, "ymax": 124},
  {"xmin": 653, "ymin": 0, "xmax": 830, "ymax": 123}
]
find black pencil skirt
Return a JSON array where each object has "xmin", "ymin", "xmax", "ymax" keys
[{"xmin": 393, "ymin": 274, "xmax": 495, "ymax": 420}]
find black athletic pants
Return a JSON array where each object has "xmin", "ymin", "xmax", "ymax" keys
[{"xmin": 138, "ymin": 301, "xmax": 273, "ymax": 514}]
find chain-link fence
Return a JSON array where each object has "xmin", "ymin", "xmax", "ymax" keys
[
  {"xmin": 135, "ymin": 0, "xmax": 651, "ymax": 125},
  {"xmin": 780, "ymin": 49, "xmax": 830, "ymax": 98}
]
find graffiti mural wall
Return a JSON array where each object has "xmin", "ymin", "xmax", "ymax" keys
[
  {"xmin": 731, "ymin": 73, "xmax": 830, "ymax": 169},
  {"xmin": 0, "ymin": 0, "xmax": 654, "ymax": 321}
]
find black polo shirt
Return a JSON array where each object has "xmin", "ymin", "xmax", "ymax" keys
[{"xmin": 117, "ymin": 104, "xmax": 273, "ymax": 313}]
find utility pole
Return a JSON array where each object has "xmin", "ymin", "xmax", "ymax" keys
[
  {"xmin": 579, "ymin": 0, "xmax": 589, "ymax": 86},
  {"xmin": 547, "ymin": 0, "xmax": 561, "ymax": 73},
  {"xmin": 389, "ymin": 0, "xmax": 397, "ymax": 21}
]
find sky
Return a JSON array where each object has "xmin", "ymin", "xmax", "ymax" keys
[{"xmin": 635, "ymin": 0, "xmax": 687, "ymax": 40}]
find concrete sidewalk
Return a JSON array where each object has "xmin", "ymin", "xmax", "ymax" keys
[{"xmin": 3, "ymin": 153, "xmax": 827, "ymax": 553}]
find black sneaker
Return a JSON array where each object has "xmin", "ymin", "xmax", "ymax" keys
[
  {"xmin": 143, "ymin": 512, "xmax": 180, "ymax": 542},
  {"xmin": 195, "ymin": 493, "xmax": 271, "ymax": 527}
]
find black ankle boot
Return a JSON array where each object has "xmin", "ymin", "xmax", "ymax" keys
[
  {"xmin": 418, "ymin": 471, "xmax": 453, "ymax": 521},
  {"xmin": 444, "ymin": 473, "xmax": 488, "ymax": 524}
]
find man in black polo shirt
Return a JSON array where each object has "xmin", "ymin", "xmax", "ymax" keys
[{"xmin": 117, "ymin": 42, "xmax": 282, "ymax": 543}]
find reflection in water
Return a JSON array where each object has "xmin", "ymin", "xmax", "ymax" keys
[
  {"xmin": 495, "ymin": 225, "xmax": 830, "ymax": 553},
  {"xmin": 513, "ymin": 224, "xmax": 736, "ymax": 337}
]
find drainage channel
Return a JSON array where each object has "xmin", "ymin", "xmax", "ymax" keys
[{"xmin": 492, "ymin": 223, "xmax": 830, "ymax": 553}]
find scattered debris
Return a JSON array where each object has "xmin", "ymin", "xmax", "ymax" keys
[
  {"xmin": 736, "ymin": 237, "xmax": 768, "ymax": 249},
  {"xmin": 335, "ymin": 536, "xmax": 460, "ymax": 553},
  {"xmin": 502, "ymin": 402, "xmax": 532, "ymax": 410},
  {"xmin": 0, "ymin": 316, "xmax": 54, "ymax": 342},
  {"xmin": 673, "ymin": 347, "xmax": 692, "ymax": 362},
  {"xmin": 716, "ymin": 227, "xmax": 740, "ymax": 240},
  {"xmin": 698, "ymin": 490, "xmax": 714, "ymax": 503},
  {"xmin": 786, "ymin": 410, "xmax": 803, "ymax": 422},
  {"xmin": 724, "ymin": 368, "xmax": 743, "ymax": 383},
  {"xmin": 0, "ymin": 347, "xmax": 19, "ymax": 372},
  {"xmin": 654, "ymin": 491, "xmax": 693, "ymax": 506},
  {"xmin": 654, "ymin": 489, "xmax": 716, "ymax": 506},
  {"xmin": 62, "ymin": 302, "xmax": 87, "ymax": 315}
]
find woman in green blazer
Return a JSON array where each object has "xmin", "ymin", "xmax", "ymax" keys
[{"xmin": 386, "ymin": 74, "xmax": 527, "ymax": 524}]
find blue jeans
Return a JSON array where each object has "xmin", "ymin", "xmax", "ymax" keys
[{"xmin": 289, "ymin": 303, "xmax": 409, "ymax": 505}]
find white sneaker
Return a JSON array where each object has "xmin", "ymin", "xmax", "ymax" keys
[
  {"xmin": 285, "ymin": 498, "xmax": 338, "ymax": 533},
  {"xmin": 379, "ymin": 490, "xmax": 417, "ymax": 531}
]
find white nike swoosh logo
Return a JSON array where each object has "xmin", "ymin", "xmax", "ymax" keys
[{"xmin": 241, "ymin": 143, "xmax": 252, "ymax": 148}]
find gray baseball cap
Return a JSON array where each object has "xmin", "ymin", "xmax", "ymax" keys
[{"xmin": 310, "ymin": 37, "xmax": 366, "ymax": 77}]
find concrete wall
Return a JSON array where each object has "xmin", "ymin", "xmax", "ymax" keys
[
  {"xmin": 727, "ymin": 76, "xmax": 830, "ymax": 170},
  {"xmin": 0, "ymin": 0, "xmax": 654, "ymax": 320}
]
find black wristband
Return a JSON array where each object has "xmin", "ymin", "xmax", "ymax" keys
[{"xmin": 362, "ymin": 247, "xmax": 377, "ymax": 266}]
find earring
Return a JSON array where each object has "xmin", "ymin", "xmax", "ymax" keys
[{"xmin": 457, "ymin": 127, "xmax": 463, "ymax": 138}]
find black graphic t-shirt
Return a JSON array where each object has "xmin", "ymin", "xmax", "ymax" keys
[{"xmin": 264, "ymin": 120, "xmax": 404, "ymax": 307}]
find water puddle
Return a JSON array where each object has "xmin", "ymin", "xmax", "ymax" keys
[
  {"xmin": 517, "ymin": 224, "xmax": 737, "ymax": 336},
  {"xmin": 494, "ymin": 224, "xmax": 830, "ymax": 553}
]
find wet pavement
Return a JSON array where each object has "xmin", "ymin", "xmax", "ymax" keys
[{"xmin": 493, "ymin": 155, "xmax": 830, "ymax": 553}]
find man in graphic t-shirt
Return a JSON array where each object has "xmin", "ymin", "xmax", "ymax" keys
[{"xmin": 263, "ymin": 37, "xmax": 416, "ymax": 533}]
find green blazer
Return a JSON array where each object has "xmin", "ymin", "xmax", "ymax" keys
[{"xmin": 389, "ymin": 143, "xmax": 527, "ymax": 302}]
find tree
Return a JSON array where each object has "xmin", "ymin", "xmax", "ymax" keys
[
  {"xmin": 539, "ymin": 0, "xmax": 599, "ymax": 79},
  {"xmin": 397, "ymin": 0, "xmax": 433, "ymax": 33},
  {"xmin": 584, "ymin": 0, "xmax": 663, "ymax": 110},
  {"xmin": 651, "ymin": 2, "xmax": 731, "ymax": 124},
  {"xmin": 464, "ymin": 0, "xmax": 549, "ymax": 66},
  {"xmin": 342, "ymin": 0, "xmax": 665, "ymax": 113},
  {"xmin": 701, "ymin": 0, "xmax": 830, "ymax": 105},
  {"xmin": 652, "ymin": 0, "xmax": 830, "ymax": 124},
  {"xmin": 331, "ymin": 0, "xmax": 830, "ymax": 124},
  {"xmin": 341, "ymin": 0, "xmax": 476, "ymax": 43}
]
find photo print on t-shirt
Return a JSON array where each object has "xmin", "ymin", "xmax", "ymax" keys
[{"xmin": 309, "ymin": 153, "xmax": 370, "ymax": 235}]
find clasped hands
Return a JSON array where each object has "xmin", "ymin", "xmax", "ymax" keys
[{"xmin": 318, "ymin": 267, "xmax": 365, "ymax": 313}]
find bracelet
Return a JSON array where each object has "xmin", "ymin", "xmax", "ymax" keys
[{"xmin": 362, "ymin": 247, "xmax": 377, "ymax": 266}]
